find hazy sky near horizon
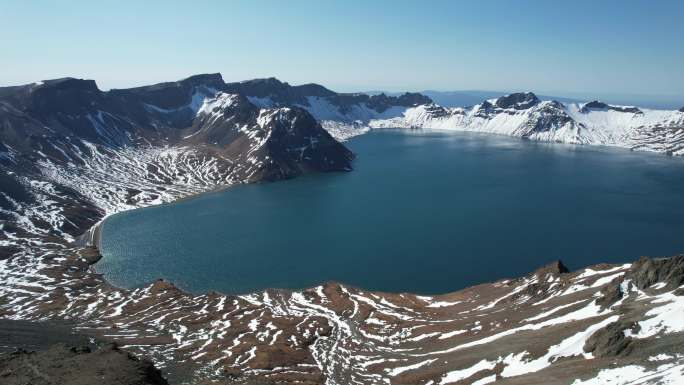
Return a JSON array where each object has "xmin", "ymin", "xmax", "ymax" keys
[{"xmin": 1, "ymin": 0, "xmax": 683, "ymax": 98}]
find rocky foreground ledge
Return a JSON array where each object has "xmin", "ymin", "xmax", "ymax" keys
[
  {"xmin": 1, "ymin": 242, "xmax": 683, "ymax": 384},
  {"xmin": 0, "ymin": 342, "xmax": 168, "ymax": 385}
]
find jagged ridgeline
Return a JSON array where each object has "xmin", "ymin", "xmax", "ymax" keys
[{"xmin": 0, "ymin": 74, "xmax": 355, "ymax": 176}]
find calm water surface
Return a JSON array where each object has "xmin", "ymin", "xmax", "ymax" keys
[{"xmin": 100, "ymin": 130, "xmax": 684, "ymax": 294}]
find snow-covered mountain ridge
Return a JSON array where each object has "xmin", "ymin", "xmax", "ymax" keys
[
  {"xmin": 363, "ymin": 92, "xmax": 684, "ymax": 155},
  {"xmin": 208, "ymin": 79, "xmax": 684, "ymax": 155}
]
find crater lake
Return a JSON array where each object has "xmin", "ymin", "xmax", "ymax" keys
[{"xmin": 99, "ymin": 130, "xmax": 684, "ymax": 294}]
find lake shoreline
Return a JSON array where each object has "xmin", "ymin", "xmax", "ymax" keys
[
  {"xmin": 97, "ymin": 130, "xmax": 684, "ymax": 295},
  {"xmin": 3, "ymin": 129, "xmax": 684, "ymax": 384}
]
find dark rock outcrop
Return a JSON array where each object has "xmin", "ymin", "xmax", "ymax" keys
[
  {"xmin": 582, "ymin": 101, "xmax": 609, "ymax": 110},
  {"xmin": 580, "ymin": 100, "xmax": 642, "ymax": 114},
  {"xmin": 596, "ymin": 279, "xmax": 624, "ymax": 309},
  {"xmin": 534, "ymin": 260, "xmax": 570, "ymax": 277},
  {"xmin": 473, "ymin": 100, "xmax": 495, "ymax": 118},
  {"xmin": 110, "ymin": 73, "xmax": 225, "ymax": 114},
  {"xmin": 626, "ymin": 255, "xmax": 684, "ymax": 289},
  {"xmin": 0, "ymin": 343, "xmax": 168, "ymax": 385},
  {"xmin": 510, "ymin": 260, "xmax": 571, "ymax": 302},
  {"xmin": 495, "ymin": 92, "xmax": 540, "ymax": 110},
  {"xmin": 223, "ymin": 77, "xmax": 432, "ymax": 114},
  {"xmin": 256, "ymin": 107, "xmax": 355, "ymax": 180},
  {"xmin": 596, "ymin": 255, "xmax": 684, "ymax": 309},
  {"xmin": 421, "ymin": 104, "xmax": 450, "ymax": 118},
  {"xmin": 615, "ymin": 106, "xmax": 642, "ymax": 114},
  {"xmin": 584, "ymin": 321, "xmax": 634, "ymax": 358},
  {"xmin": 364, "ymin": 92, "xmax": 432, "ymax": 112}
]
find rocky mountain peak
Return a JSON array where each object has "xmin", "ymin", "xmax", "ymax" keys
[
  {"xmin": 494, "ymin": 92, "xmax": 540, "ymax": 110},
  {"xmin": 39, "ymin": 77, "xmax": 100, "ymax": 92},
  {"xmin": 533, "ymin": 260, "xmax": 570, "ymax": 277},
  {"xmin": 244, "ymin": 76, "xmax": 284, "ymax": 85},
  {"xmin": 114, "ymin": 73, "xmax": 223, "ymax": 98},
  {"xmin": 471, "ymin": 100, "xmax": 495, "ymax": 117},
  {"xmin": 109, "ymin": 74, "xmax": 224, "ymax": 112},
  {"xmin": 361, "ymin": 92, "xmax": 433, "ymax": 113},
  {"xmin": 547, "ymin": 100, "xmax": 566, "ymax": 109},
  {"xmin": 224, "ymin": 77, "xmax": 340, "ymax": 107},
  {"xmin": 583, "ymin": 100, "xmax": 609, "ymax": 110},
  {"xmin": 292, "ymin": 83, "xmax": 337, "ymax": 98},
  {"xmin": 179, "ymin": 73, "xmax": 224, "ymax": 88},
  {"xmin": 234, "ymin": 77, "xmax": 289, "ymax": 95},
  {"xmin": 217, "ymin": 106, "xmax": 355, "ymax": 180},
  {"xmin": 580, "ymin": 100, "xmax": 642, "ymax": 114},
  {"xmin": 23, "ymin": 78, "xmax": 103, "ymax": 117},
  {"xmin": 393, "ymin": 92, "xmax": 433, "ymax": 106},
  {"xmin": 191, "ymin": 92, "xmax": 259, "ymax": 130}
]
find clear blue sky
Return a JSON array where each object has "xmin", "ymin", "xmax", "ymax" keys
[{"xmin": 1, "ymin": 0, "xmax": 682, "ymax": 99}]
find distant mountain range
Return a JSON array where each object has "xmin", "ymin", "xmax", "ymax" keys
[
  {"xmin": 370, "ymin": 92, "xmax": 684, "ymax": 156},
  {"xmin": 191, "ymin": 77, "xmax": 684, "ymax": 155},
  {"xmin": 226, "ymin": 78, "xmax": 684, "ymax": 156},
  {"xmin": 367, "ymin": 89, "xmax": 684, "ymax": 110},
  {"xmin": 429, "ymin": 90, "xmax": 587, "ymax": 107},
  {"xmin": 364, "ymin": 89, "xmax": 583, "ymax": 108}
]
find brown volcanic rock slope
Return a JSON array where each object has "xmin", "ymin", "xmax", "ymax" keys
[
  {"xmin": 2, "ymin": 241, "xmax": 683, "ymax": 384},
  {"xmin": 0, "ymin": 343, "xmax": 168, "ymax": 385}
]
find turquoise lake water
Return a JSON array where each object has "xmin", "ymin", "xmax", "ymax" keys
[{"xmin": 100, "ymin": 130, "xmax": 684, "ymax": 294}]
